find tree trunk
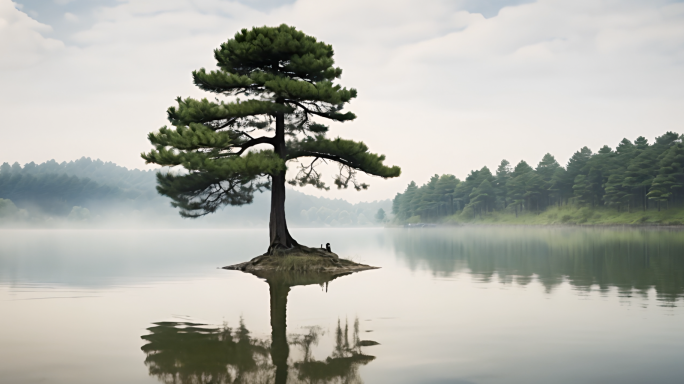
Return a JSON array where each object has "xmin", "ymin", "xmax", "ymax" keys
[
  {"xmin": 642, "ymin": 187, "xmax": 646, "ymax": 211},
  {"xmin": 269, "ymin": 111, "xmax": 298, "ymax": 250}
]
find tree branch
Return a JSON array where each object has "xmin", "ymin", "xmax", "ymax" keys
[
  {"xmin": 287, "ymin": 157, "xmax": 330, "ymax": 190},
  {"xmin": 287, "ymin": 150, "xmax": 354, "ymax": 167},
  {"xmin": 227, "ymin": 136, "xmax": 275, "ymax": 156},
  {"xmin": 288, "ymin": 100, "xmax": 334, "ymax": 120},
  {"xmin": 210, "ymin": 117, "xmax": 238, "ymax": 131}
]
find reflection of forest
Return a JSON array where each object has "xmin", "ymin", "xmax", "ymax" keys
[
  {"xmin": 392, "ymin": 227, "xmax": 684, "ymax": 302},
  {"xmin": 142, "ymin": 272, "xmax": 377, "ymax": 384}
]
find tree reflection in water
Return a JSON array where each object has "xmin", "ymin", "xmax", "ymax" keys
[{"xmin": 141, "ymin": 272, "xmax": 377, "ymax": 383}]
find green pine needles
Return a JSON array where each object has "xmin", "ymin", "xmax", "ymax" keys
[{"xmin": 142, "ymin": 24, "xmax": 400, "ymax": 247}]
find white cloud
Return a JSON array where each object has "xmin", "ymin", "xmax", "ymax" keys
[
  {"xmin": 0, "ymin": 1, "xmax": 64, "ymax": 69},
  {"xmin": 64, "ymin": 12, "xmax": 78, "ymax": 22},
  {"xmin": 0, "ymin": 0, "xmax": 683, "ymax": 203}
]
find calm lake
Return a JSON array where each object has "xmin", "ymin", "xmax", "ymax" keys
[{"xmin": 1, "ymin": 227, "xmax": 683, "ymax": 383}]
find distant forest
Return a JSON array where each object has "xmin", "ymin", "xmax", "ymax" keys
[
  {"xmin": 0, "ymin": 158, "xmax": 157, "ymax": 216},
  {"xmin": 393, "ymin": 131, "xmax": 684, "ymax": 223},
  {"xmin": 0, "ymin": 158, "xmax": 390, "ymax": 227}
]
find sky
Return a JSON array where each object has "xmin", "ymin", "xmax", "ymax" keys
[{"xmin": 1, "ymin": 0, "xmax": 683, "ymax": 203}]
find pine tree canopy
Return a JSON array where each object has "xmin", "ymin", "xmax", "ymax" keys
[
  {"xmin": 536, "ymin": 153, "xmax": 560, "ymax": 181},
  {"xmin": 512, "ymin": 160, "xmax": 533, "ymax": 177},
  {"xmin": 142, "ymin": 24, "xmax": 400, "ymax": 218}
]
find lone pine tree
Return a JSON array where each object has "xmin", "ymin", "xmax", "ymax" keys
[{"xmin": 142, "ymin": 24, "xmax": 400, "ymax": 251}]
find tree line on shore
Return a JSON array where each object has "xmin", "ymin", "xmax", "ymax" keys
[{"xmin": 392, "ymin": 131, "xmax": 684, "ymax": 222}]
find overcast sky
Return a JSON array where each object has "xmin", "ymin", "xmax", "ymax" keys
[{"xmin": 2, "ymin": 0, "xmax": 683, "ymax": 203}]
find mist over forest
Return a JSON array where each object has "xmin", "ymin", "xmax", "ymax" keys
[{"xmin": 0, "ymin": 157, "xmax": 390, "ymax": 228}]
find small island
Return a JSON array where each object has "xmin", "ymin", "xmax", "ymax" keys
[{"xmin": 223, "ymin": 244, "xmax": 378, "ymax": 274}]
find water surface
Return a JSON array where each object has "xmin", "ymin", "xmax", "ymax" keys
[{"xmin": 1, "ymin": 227, "xmax": 683, "ymax": 383}]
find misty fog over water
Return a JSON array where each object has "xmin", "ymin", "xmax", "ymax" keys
[{"xmin": 1, "ymin": 227, "xmax": 683, "ymax": 384}]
